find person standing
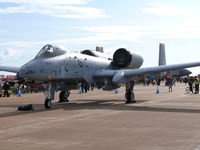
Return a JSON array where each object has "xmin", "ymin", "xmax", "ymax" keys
[
  {"xmin": 80, "ymin": 81, "xmax": 85, "ymax": 93},
  {"xmin": 13, "ymin": 82, "xmax": 19, "ymax": 95},
  {"xmin": 194, "ymin": 76, "xmax": 199, "ymax": 94},
  {"xmin": 167, "ymin": 78, "xmax": 173, "ymax": 92},
  {"xmin": 155, "ymin": 77, "xmax": 161, "ymax": 94},
  {"xmin": 188, "ymin": 77, "xmax": 194, "ymax": 93},
  {"xmin": 3, "ymin": 81, "xmax": 10, "ymax": 97}
]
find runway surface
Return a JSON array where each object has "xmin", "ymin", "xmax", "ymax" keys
[{"xmin": 0, "ymin": 83, "xmax": 200, "ymax": 150}]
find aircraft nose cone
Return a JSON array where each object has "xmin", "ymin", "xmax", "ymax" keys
[{"xmin": 19, "ymin": 66, "xmax": 28, "ymax": 77}]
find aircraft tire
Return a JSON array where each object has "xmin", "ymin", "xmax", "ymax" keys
[
  {"xmin": 59, "ymin": 91, "xmax": 69, "ymax": 102},
  {"xmin": 45, "ymin": 99, "xmax": 52, "ymax": 109},
  {"xmin": 125, "ymin": 91, "xmax": 135, "ymax": 103}
]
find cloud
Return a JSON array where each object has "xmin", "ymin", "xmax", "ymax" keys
[
  {"xmin": 0, "ymin": 41, "xmax": 43, "ymax": 47},
  {"xmin": 77, "ymin": 24, "xmax": 200, "ymax": 42},
  {"xmin": 0, "ymin": 0, "xmax": 89, "ymax": 5},
  {"xmin": 153, "ymin": 17, "xmax": 200, "ymax": 39},
  {"xmin": 0, "ymin": 38, "xmax": 109, "ymax": 48},
  {"xmin": 141, "ymin": 5, "xmax": 192, "ymax": 16},
  {"xmin": 0, "ymin": 0, "xmax": 108, "ymax": 19},
  {"xmin": 0, "ymin": 48, "xmax": 24, "ymax": 64},
  {"xmin": 1, "ymin": 20, "xmax": 200, "ymax": 49},
  {"xmin": 0, "ymin": 30, "xmax": 6, "ymax": 33},
  {"xmin": 78, "ymin": 26, "xmax": 153, "ymax": 42},
  {"xmin": 3, "ymin": 48, "xmax": 23, "ymax": 57},
  {"xmin": 0, "ymin": 26, "xmax": 151, "ymax": 48}
]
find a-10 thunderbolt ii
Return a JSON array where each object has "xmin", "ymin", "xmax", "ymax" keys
[{"xmin": 0, "ymin": 44, "xmax": 200, "ymax": 109}]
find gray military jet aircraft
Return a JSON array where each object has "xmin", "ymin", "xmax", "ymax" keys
[{"xmin": 0, "ymin": 44, "xmax": 200, "ymax": 109}]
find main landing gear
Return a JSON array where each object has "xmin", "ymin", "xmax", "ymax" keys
[
  {"xmin": 58, "ymin": 90, "xmax": 70, "ymax": 103},
  {"xmin": 125, "ymin": 80, "xmax": 136, "ymax": 104}
]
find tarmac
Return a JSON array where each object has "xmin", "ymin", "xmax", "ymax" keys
[{"xmin": 0, "ymin": 83, "xmax": 200, "ymax": 150}]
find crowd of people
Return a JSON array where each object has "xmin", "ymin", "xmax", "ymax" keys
[
  {"xmin": 144, "ymin": 75, "xmax": 200, "ymax": 94},
  {"xmin": 0, "ymin": 75, "xmax": 199, "ymax": 98},
  {"xmin": 144, "ymin": 77, "xmax": 177, "ymax": 92},
  {"xmin": 80, "ymin": 81, "xmax": 95, "ymax": 93},
  {"xmin": 0, "ymin": 80, "xmax": 95, "ymax": 98},
  {"xmin": 0, "ymin": 81, "xmax": 45, "ymax": 97}
]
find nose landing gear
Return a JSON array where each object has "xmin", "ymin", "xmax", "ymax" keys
[{"xmin": 44, "ymin": 82, "xmax": 55, "ymax": 109}]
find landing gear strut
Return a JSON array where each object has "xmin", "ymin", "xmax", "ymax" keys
[
  {"xmin": 125, "ymin": 80, "xmax": 136, "ymax": 103},
  {"xmin": 44, "ymin": 82, "xmax": 55, "ymax": 109},
  {"xmin": 58, "ymin": 90, "xmax": 70, "ymax": 103}
]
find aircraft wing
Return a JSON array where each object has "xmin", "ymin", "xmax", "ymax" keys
[
  {"xmin": 0, "ymin": 66, "xmax": 20, "ymax": 73},
  {"xmin": 94, "ymin": 62, "xmax": 200, "ymax": 83}
]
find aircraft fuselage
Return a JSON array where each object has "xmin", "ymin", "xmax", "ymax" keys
[{"xmin": 19, "ymin": 53, "xmax": 111, "ymax": 82}]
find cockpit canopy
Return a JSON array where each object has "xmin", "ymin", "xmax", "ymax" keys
[{"xmin": 35, "ymin": 44, "xmax": 66, "ymax": 58}]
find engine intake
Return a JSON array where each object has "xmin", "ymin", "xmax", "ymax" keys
[
  {"xmin": 81, "ymin": 50, "xmax": 108, "ymax": 59},
  {"xmin": 112, "ymin": 48, "xmax": 143, "ymax": 69}
]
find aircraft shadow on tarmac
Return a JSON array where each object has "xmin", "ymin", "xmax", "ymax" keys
[{"xmin": 1, "ymin": 99, "xmax": 200, "ymax": 118}]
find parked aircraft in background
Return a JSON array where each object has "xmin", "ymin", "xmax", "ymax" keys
[
  {"xmin": 146, "ymin": 43, "xmax": 192, "ymax": 80},
  {"xmin": 158, "ymin": 43, "xmax": 192, "ymax": 77},
  {"xmin": 0, "ymin": 44, "xmax": 199, "ymax": 109}
]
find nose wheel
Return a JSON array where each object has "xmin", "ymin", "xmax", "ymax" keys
[{"xmin": 45, "ymin": 99, "xmax": 52, "ymax": 109}]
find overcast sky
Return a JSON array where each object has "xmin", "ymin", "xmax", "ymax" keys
[{"xmin": 0, "ymin": 0, "xmax": 200, "ymax": 75}]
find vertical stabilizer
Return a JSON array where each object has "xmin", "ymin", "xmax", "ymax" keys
[
  {"xmin": 96, "ymin": 46, "xmax": 104, "ymax": 53},
  {"xmin": 159, "ymin": 43, "xmax": 166, "ymax": 66}
]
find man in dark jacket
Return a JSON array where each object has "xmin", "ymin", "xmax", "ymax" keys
[{"xmin": 3, "ymin": 81, "xmax": 10, "ymax": 97}]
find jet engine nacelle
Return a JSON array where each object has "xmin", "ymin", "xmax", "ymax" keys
[{"xmin": 112, "ymin": 48, "xmax": 143, "ymax": 69}]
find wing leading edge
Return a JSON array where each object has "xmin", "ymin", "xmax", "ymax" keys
[
  {"xmin": 94, "ymin": 61, "xmax": 200, "ymax": 83},
  {"xmin": 0, "ymin": 66, "xmax": 20, "ymax": 73}
]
